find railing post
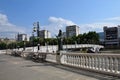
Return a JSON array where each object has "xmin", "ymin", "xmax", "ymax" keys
[{"xmin": 56, "ymin": 52, "xmax": 61, "ymax": 64}]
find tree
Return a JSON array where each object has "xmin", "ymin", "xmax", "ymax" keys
[
  {"xmin": 0, "ymin": 42, "xmax": 7, "ymax": 49},
  {"xmin": 86, "ymin": 31, "xmax": 99, "ymax": 44},
  {"xmin": 77, "ymin": 31, "xmax": 99, "ymax": 44}
]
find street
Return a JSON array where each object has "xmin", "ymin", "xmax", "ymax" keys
[{"xmin": 0, "ymin": 54, "xmax": 119, "ymax": 80}]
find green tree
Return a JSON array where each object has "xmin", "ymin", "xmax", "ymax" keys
[
  {"xmin": 0, "ymin": 42, "xmax": 7, "ymax": 49},
  {"xmin": 86, "ymin": 31, "xmax": 99, "ymax": 44}
]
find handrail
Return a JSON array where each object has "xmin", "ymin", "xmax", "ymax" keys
[{"xmin": 61, "ymin": 53, "xmax": 120, "ymax": 77}]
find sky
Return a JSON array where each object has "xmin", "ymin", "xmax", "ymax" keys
[{"xmin": 0, "ymin": 0, "xmax": 120, "ymax": 38}]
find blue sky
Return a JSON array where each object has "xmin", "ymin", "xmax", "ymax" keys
[{"xmin": 0, "ymin": 0, "xmax": 120, "ymax": 38}]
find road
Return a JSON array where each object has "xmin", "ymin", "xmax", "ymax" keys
[{"xmin": 0, "ymin": 54, "xmax": 119, "ymax": 80}]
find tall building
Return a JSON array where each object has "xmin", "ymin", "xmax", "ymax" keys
[
  {"xmin": 17, "ymin": 33, "xmax": 27, "ymax": 41},
  {"xmin": 39, "ymin": 30, "xmax": 51, "ymax": 38},
  {"xmin": 103, "ymin": 25, "xmax": 120, "ymax": 47},
  {"xmin": 62, "ymin": 32, "xmax": 66, "ymax": 38},
  {"xmin": 66, "ymin": 25, "xmax": 80, "ymax": 37}
]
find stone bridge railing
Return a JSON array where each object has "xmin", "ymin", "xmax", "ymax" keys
[{"xmin": 60, "ymin": 53, "xmax": 120, "ymax": 77}]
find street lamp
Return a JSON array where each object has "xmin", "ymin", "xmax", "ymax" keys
[
  {"xmin": 32, "ymin": 31, "xmax": 34, "ymax": 52},
  {"xmin": 37, "ymin": 44, "xmax": 40, "ymax": 51},
  {"xmin": 23, "ymin": 41, "xmax": 26, "ymax": 51}
]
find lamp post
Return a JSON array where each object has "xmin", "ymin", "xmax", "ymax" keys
[
  {"xmin": 37, "ymin": 44, "xmax": 40, "ymax": 51},
  {"xmin": 23, "ymin": 41, "xmax": 26, "ymax": 51},
  {"xmin": 32, "ymin": 31, "xmax": 34, "ymax": 52}
]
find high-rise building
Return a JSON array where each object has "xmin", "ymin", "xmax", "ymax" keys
[
  {"xmin": 103, "ymin": 25, "xmax": 120, "ymax": 47},
  {"xmin": 66, "ymin": 25, "xmax": 80, "ymax": 37},
  {"xmin": 17, "ymin": 33, "xmax": 27, "ymax": 41},
  {"xmin": 39, "ymin": 30, "xmax": 51, "ymax": 38}
]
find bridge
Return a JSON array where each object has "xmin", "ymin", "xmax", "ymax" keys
[{"xmin": 13, "ymin": 44, "xmax": 104, "ymax": 53}]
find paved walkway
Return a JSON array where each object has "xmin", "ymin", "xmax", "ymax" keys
[{"xmin": 0, "ymin": 54, "xmax": 119, "ymax": 80}]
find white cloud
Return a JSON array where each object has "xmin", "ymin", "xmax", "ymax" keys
[
  {"xmin": 105, "ymin": 17, "xmax": 120, "ymax": 21},
  {"xmin": 0, "ymin": 13, "xmax": 25, "ymax": 38},
  {"xmin": 42, "ymin": 17, "xmax": 75, "ymax": 36},
  {"xmin": 80, "ymin": 22, "xmax": 117, "ymax": 33}
]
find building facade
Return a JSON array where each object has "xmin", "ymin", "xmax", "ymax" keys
[
  {"xmin": 104, "ymin": 25, "xmax": 120, "ymax": 47},
  {"xmin": 39, "ymin": 30, "xmax": 51, "ymax": 38},
  {"xmin": 66, "ymin": 25, "xmax": 80, "ymax": 37},
  {"xmin": 17, "ymin": 34, "xmax": 27, "ymax": 41},
  {"xmin": 62, "ymin": 32, "xmax": 66, "ymax": 38}
]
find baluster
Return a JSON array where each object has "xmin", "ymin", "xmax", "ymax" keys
[
  {"xmin": 92, "ymin": 56, "xmax": 95, "ymax": 69},
  {"xmin": 86, "ymin": 56, "xmax": 88, "ymax": 68},
  {"xmin": 74, "ymin": 55, "xmax": 76, "ymax": 66},
  {"xmin": 66, "ymin": 54, "xmax": 69, "ymax": 64},
  {"xmin": 91, "ymin": 56, "xmax": 93, "ymax": 69},
  {"xmin": 102, "ymin": 57, "xmax": 105, "ymax": 71},
  {"xmin": 114, "ymin": 57, "xmax": 118, "ymax": 73},
  {"xmin": 81, "ymin": 56, "xmax": 83, "ymax": 67},
  {"xmin": 69, "ymin": 55, "xmax": 71, "ymax": 65},
  {"xmin": 74, "ymin": 56, "xmax": 76, "ymax": 66},
  {"xmin": 75, "ymin": 55, "xmax": 77, "ymax": 66},
  {"xmin": 80, "ymin": 56, "xmax": 82, "ymax": 67},
  {"xmin": 78, "ymin": 56, "xmax": 80, "ymax": 67},
  {"xmin": 98, "ymin": 56, "xmax": 101, "ymax": 70},
  {"xmin": 84, "ymin": 56, "xmax": 86, "ymax": 68},
  {"xmin": 66, "ymin": 55, "xmax": 68, "ymax": 64},
  {"xmin": 105, "ymin": 57, "xmax": 109, "ymax": 72},
  {"xmin": 71, "ymin": 55, "xmax": 73, "ymax": 65},
  {"xmin": 73, "ymin": 55, "xmax": 75, "ymax": 66},
  {"xmin": 89, "ymin": 56, "xmax": 91, "ymax": 69},
  {"xmin": 109, "ymin": 57, "xmax": 113, "ymax": 72},
  {"xmin": 76, "ymin": 56, "xmax": 79, "ymax": 67},
  {"xmin": 82, "ymin": 56, "xmax": 84, "ymax": 67},
  {"xmin": 95, "ymin": 56, "xmax": 97, "ymax": 70},
  {"xmin": 83, "ymin": 56, "xmax": 85, "ymax": 67},
  {"xmin": 65, "ymin": 55, "xmax": 67, "ymax": 64},
  {"xmin": 62, "ymin": 54, "xmax": 65, "ymax": 64}
]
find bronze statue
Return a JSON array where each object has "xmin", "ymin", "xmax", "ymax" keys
[{"xmin": 57, "ymin": 29, "xmax": 63, "ymax": 51}]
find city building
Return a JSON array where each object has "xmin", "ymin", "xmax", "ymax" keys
[
  {"xmin": 103, "ymin": 25, "xmax": 120, "ymax": 47},
  {"xmin": 66, "ymin": 25, "xmax": 80, "ymax": 37},
  {"xmin": 17, "ymin": 33, "xmax": 27, "ymax": 41},
  {"xmin": 39, "ymin": 30, "xmax": 51, "ymax": 38},
  {"xmin": 62, "ymin": 32, "xmax": 66, "ymax": 38}
]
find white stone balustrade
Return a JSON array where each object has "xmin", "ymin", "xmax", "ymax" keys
[
  {"xmin": 9, "ymin": 44, "xmax": 103, "ymax": 53},
  {"xmin": 61, "ymin": 53, "xmax": 120, "ymax": 77}
]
